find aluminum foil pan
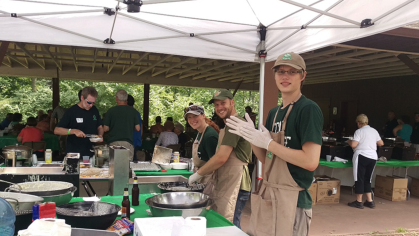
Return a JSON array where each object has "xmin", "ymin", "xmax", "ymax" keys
[
  {"xmin": 158, "ymin": 182, "xmax": 205, "ymax": 193},
  {"xmin": 131, "ymin": 162, "xmax": 161, "ymax": 172}
]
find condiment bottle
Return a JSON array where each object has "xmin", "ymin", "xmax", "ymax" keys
[
  {"xmin": 121, "ymin": 188, "xmax": 131, "ymax": 220},
  {"xmin": 132, "ymin": 177, "xmax": 139, "ymax": 206},
  {"xmin": 173, "ymin": 151, "xmax": 180, "ymax": 163},
  {"xmin": 45, "ymin": 149, "xmax": 52, "ymax": 163}
]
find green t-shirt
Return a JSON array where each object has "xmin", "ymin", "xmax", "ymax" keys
[
  {"xmin": 221, "ymin": 117, "xmax": 252, "ymax": 192},
  {"xmin": 196, "ymin": 126, "xmax": 219, "ymax": 162},
  {"xmin": 104, "ymin": 105, "xmax": 140, "ymax": 145},
  {"xmin": 265, "ymin": 95, "xmax": 323, "ymax": 209}
]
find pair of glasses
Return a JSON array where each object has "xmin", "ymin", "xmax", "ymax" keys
[
  {"xmin": 86, "ymin": 99, "xmax": 95, "ymax": 105},
  {"xmin": 276, "ymin": 70, "xmax": 303, "ymax": 75}
]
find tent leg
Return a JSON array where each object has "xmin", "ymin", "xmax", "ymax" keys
[{"xmin": 144, "ymin": 84, "xmax": 150, "ymax": 130}]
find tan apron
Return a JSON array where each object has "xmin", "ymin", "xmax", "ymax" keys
[
  {"xmin": 211, "ymin": 128, "xmax": 248, "ymax": 223},
  {"xmin": 192, "ymin": 125, "xmax": 215, "ymax": 197},
  {"xmin": 248, "ymin": 98, "xmax": 304, "ymax": 236}
]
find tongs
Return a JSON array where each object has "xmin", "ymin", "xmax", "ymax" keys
[{"xmin": 85, "ymin": 134, "xmax": 98, "ymax": 138}]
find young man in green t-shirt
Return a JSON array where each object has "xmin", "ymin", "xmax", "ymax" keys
[
  {"xmin": 188, "ymin": 89, "xmax": 252, "ymax": 228},
  {"xmin": 226, "ymin": 52, "xmax": 323, "ymax": 236}
]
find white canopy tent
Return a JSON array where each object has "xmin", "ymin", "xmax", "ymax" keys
[{"xmin": 1, "ymin": 0, "xmax": 419, "ymax": 179}]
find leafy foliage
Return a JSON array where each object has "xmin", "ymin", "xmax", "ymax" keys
[{"xmin": 0, "ymin": 77, "xmax": 262, "ymax": 126}]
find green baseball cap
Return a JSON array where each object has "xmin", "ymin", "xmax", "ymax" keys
[
  {"xmin": 208, "ymin": 89, "xmax": 233, "ymax": 104},
  {"xmin": 272, "ymin": 52, "xmax": 306, "ymax": 71}
]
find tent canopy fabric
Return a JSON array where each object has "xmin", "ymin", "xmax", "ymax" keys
[{"xmin": 1, "ymin": 0, "xmax": 419, "ymax": 63}]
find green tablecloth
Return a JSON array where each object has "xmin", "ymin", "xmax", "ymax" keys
[
  {"xmin": 319, "ymin": 159, "xmax": 419, "ymax": 168},
  {"xmin": 0, "ymin": 133, "xmax": 59, "ymax": 151},
  {"xmin": 135, "ymin": 169, "xmax": 193, "ymax": 178},
  {"xmin": 70, "ymin": 194, "xmax": 233, "ymax": 234}
]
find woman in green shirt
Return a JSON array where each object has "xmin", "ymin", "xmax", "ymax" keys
[{"xmin": 184, "ymin": 105, "xmax": 219, "ymax": 187}]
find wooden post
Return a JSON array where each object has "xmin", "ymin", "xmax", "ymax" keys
[
  {"xmin": 0, "ymin": 41, "xmax": 9, "ymax": 66},
  {"xmin": 263, "ymin": 61, "xmax": 279, "ymax": 124},
  {"xmin": 52, "ymin": 78, "xmax": 60, "ymax": 109},
  {"xmin": 144, "ymin": 84, "xmax": 150, "ymax": 131}
]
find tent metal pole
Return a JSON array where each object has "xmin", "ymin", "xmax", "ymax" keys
[
  {"xmin": 108, "ymin": 1, "xmax": 120, "ymax": 43},
  {"xmin": 371, "ymin": 0, "xmax": 415, "ymax": 23},
  {"xmin": 306, "ymin": 25, "xmax": 359, "ymax": 28},
  {"xmin": 11, "ymin": 0, "xmax": 104, "ymax": 8},
  {"xmin": 267, "ymin": 0, "xmax": 323, "ymax": 27},
  {"xmin": 257, "ymin": 39, "xmax": 266, "ymax": 188},
  {"xmin": 303, "ymin": 0, "xmax": 344, "ymax": 27},
  {"xmin": 119, "ymin": 12, "xmax": 255, "ymax": 53},
  {"xmin": 264, "ymin": 26, "xmax": 301, "ymax": 30},
  {"xmin": 13, "ymin": 9, "xmax": 103, "ymax": 17},
  {"xmin": 140, "ymin": 10, "xmax": 257, "ymax": 27},
  {"xmin": 266, "ymin": 29, "xmax": 300, "ymax": 52},
  {"xmin": 267, "ymin": 0, "xmax": 345, "ymax": 52},
  {"xmin": 0, "ymin": 10, "xmax": 102, "ymax": 43},
  {"xmin": 118, "ymin": 35, "xmax": 189, "ymax": 44},
  {"xmin": 280, "ymin": 0, "xmax": 359, "ymax": 26}
]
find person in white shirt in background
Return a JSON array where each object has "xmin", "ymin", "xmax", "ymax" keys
[{"xmin": 347, "ymin": 114, "xmax": 384, "ymax": 209}]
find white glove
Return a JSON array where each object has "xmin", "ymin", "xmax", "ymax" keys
[
  {"xmin": 229, "ymin": 124, "xmax": 273, "ymax": 151},
  {"xmin": 226, "ymin": 113, "xmax": 255, "ymax": 132},
  {"xmin": 188, "ymin": 172, "xmax": 203, "ymax": 185}
]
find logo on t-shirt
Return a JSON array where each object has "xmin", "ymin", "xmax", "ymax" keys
[
  {"xmin": 76, "ymin": 118, "xmax": 83, "ymax": 123},
  {"xmin": 93, "ymin": 115, "xmax": 97, "ymax": 121}
]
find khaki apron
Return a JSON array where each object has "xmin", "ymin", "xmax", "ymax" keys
[
  {"xmin": 211, "ymin": 128, "xmax": 248, "ymax": 223},
  {"xmin": 248, "ymin": 97, "xmax": 304, "ymax": 236},
  {"xmin": 192, "ymin": 125, "xmax": 215, "ymax": 197}
]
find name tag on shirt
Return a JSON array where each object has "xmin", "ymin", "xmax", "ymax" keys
[{"xmin": 76, "ymin": 118, "xmax": 83, "ymax": 123}]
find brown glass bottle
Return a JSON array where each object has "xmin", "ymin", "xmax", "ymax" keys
[
  {"xmin": 132, "ymin": 177, "xmax": 139, "ymax": 206},
  {"xmin": 121, "ymin": 188, "xmax": 131, "ymax": 220}
]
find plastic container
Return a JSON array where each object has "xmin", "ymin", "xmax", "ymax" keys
[
  {"xmin": 45, "ymin": 149, "xmax": 52, "ymax": 163},
  {"xmin": 173, "ymin": 152, "xmax": 180, "ymax": 163},
  {"xmin": 32, "ymin": 154, "xmax": 38, "ymax": 166},
  {"xmin": 0, "ymin": 197, "xmax": 16, "ymax": 236}
]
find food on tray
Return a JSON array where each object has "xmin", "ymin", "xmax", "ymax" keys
[{"xmin": 80, "ymin": 167, "xmax": 109, "ymax": 178}]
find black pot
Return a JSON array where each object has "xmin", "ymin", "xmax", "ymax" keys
[
  {"xmin": 15, "ymin": 212, "xmax": 33, "ymax": 235},
  {"xmin": 56, "ymin": 202, "xmax": 121, "ymax": 230}
]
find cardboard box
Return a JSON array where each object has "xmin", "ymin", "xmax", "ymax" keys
[
  {"xmin": 315, "ymin": 176, "xmax": 341, "ymax": 205},
  {"xmin": 374, "ymin": 175, "xmax": 408, "ymax": 201},
  {"xmin": 410, "ymin": 177, "xmax": 419, "ymax": 197},
  {"xmin": 308, "ymin": 182, "xmax": 317, "ymax": 205}
]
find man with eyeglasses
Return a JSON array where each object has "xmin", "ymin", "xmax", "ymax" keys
[
  {"xmin": 188, "ymin": 89, "xmax": 252, "ymax": 228},
  {"xmin": 226, "ymin": 52, "xmax": 323, "ymax": 236},
  {"xmin": 55, "ymin": 86, "xmax": 104, "ymax": 158},
  {"xmin": 103, "ymin": 90, "xmax": 141, "ymax": 161}
]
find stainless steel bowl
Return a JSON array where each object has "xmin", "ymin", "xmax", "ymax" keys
[
  {"xmin": 0, "ymin": 192, "xmax": 44, "ymax": 211},
  {"xmin": 145, "ymin": 196, "xmax": 213, "ymax": 218},
  {"xmin": 2, "ymin": 144, "xmax": 33, "ymax": 160},
  {"xmin": 42, "ymin": 186, "xmax": 77, "ymax": 206},
  {"xmin": 150, "ymin": 192, "xmax": 210, "ymax": 209}
]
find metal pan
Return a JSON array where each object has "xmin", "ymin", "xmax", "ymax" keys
[
  {"xmin": 158, "ymin": 182, "xmax": 205, "ymax": 193},
  {"xmin": 56, "ymin": 202, "xmax": 121, "ymax": 230},
  {"xmin": 0, "ymin": 192, "xmax": 44, "ymax": 211},
  {"xmin": 6, "ymin": 181, "xmax": 74, "ymax": 196}
]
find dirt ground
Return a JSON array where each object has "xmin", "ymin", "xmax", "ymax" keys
[{"xmin": 239, "ymin": 186, "xmax": 419, "ymax": 236}]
